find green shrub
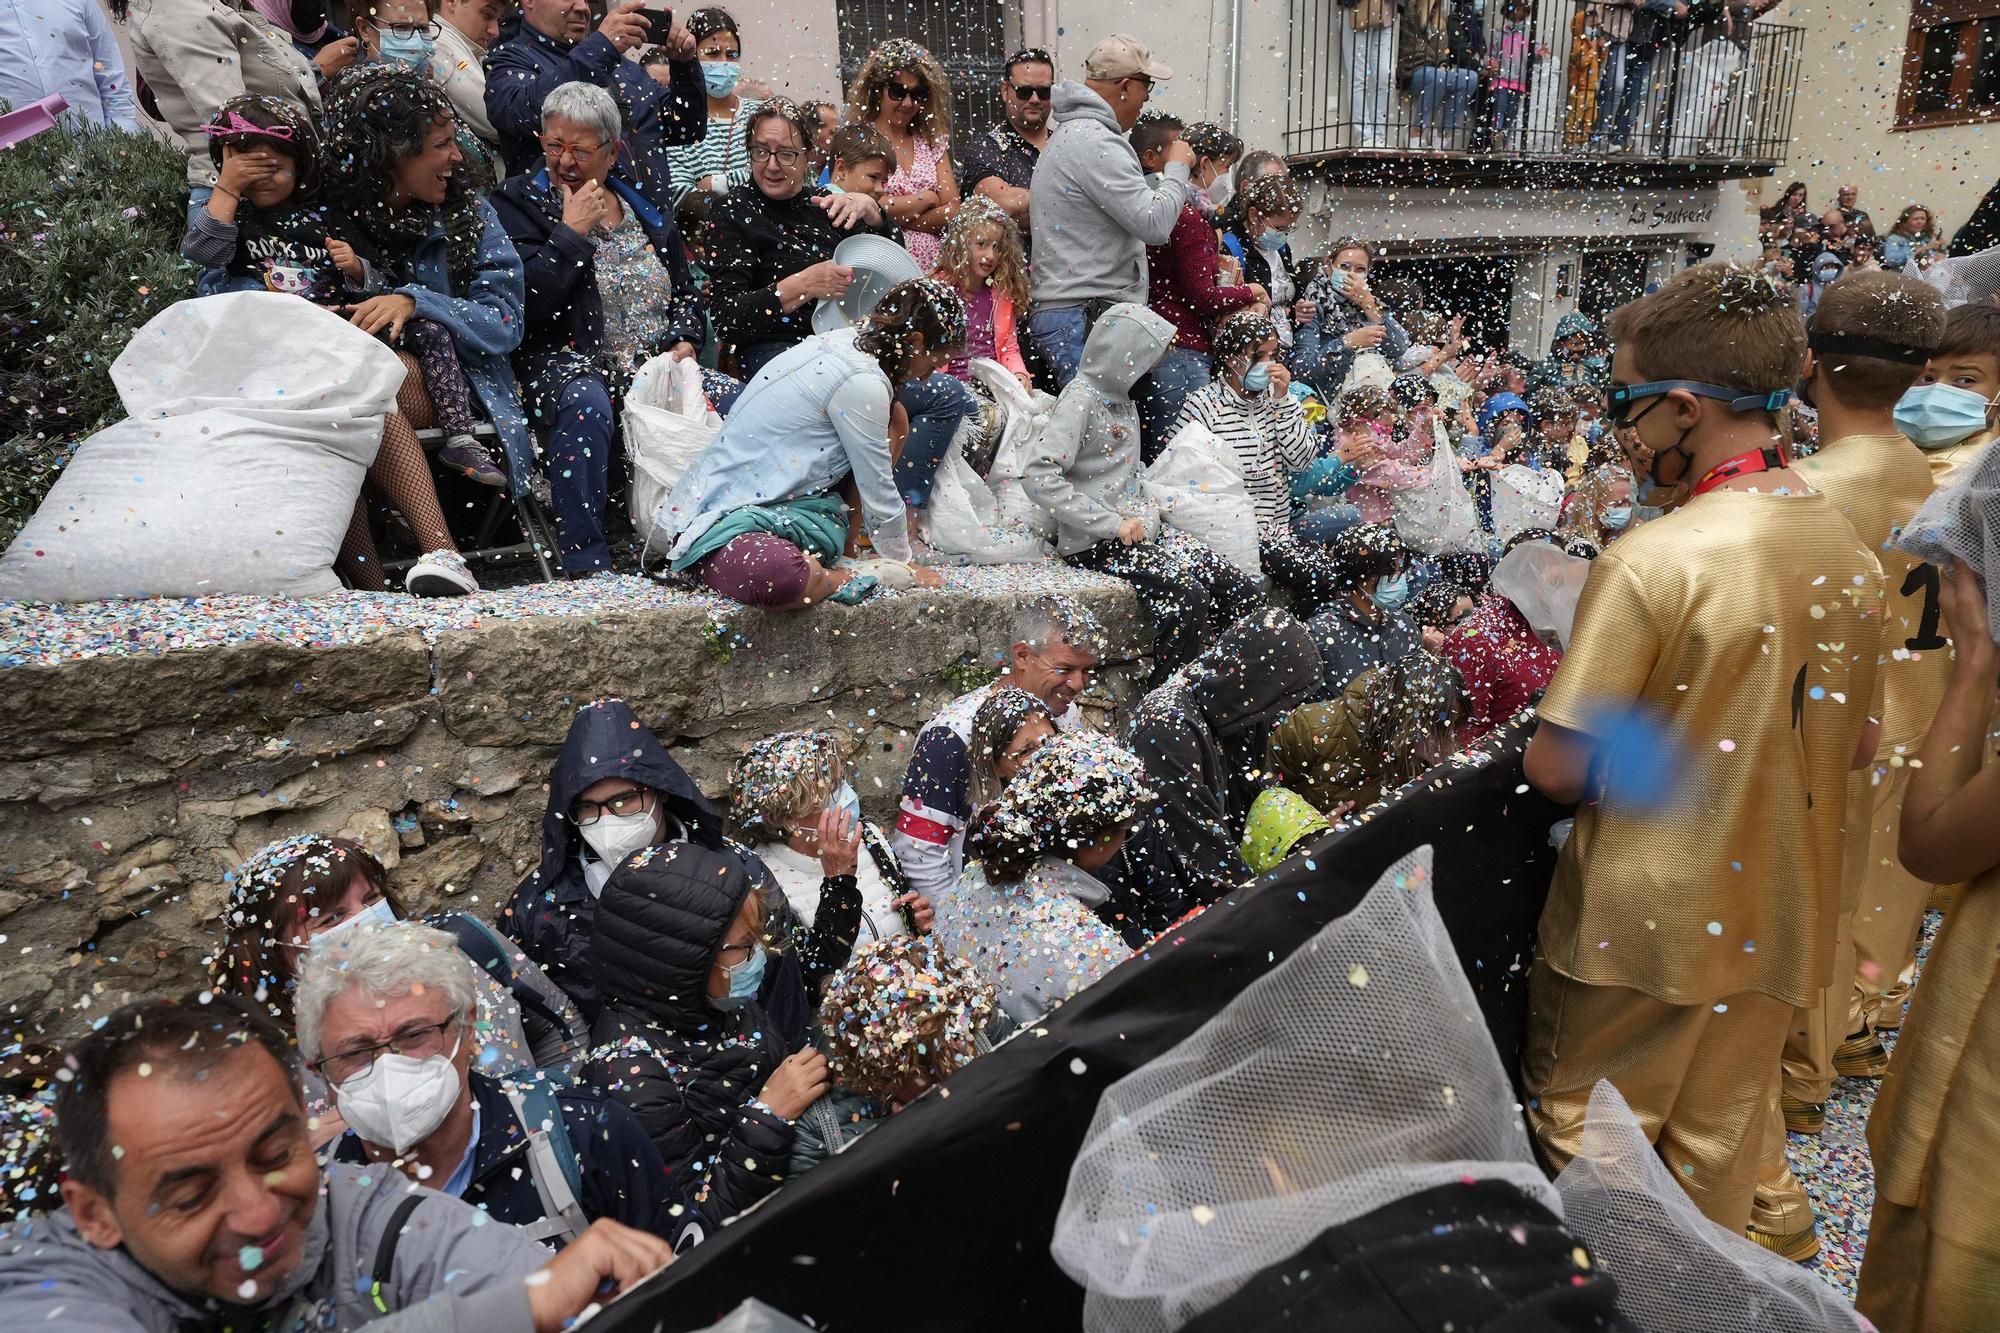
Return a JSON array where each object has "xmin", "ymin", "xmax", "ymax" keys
[{"xmin": 0, "ymin": 121, "xmax": 196, "ymax": 544}]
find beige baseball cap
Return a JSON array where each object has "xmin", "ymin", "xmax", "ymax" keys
[{"xmin": 1083, "ymin": 34, "xmax": 1173, "ymax": 82}]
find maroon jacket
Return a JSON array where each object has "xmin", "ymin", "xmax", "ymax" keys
[{"xmin": 1145, "ymin": 201, "xmax": 1260, "ymax": 354}]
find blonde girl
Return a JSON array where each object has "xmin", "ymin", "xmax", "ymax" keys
[{"xmin": 931, "ymin": 199, "xmax": 1032, "ymax": 388}]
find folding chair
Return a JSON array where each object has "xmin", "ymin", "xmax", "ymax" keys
[{"xmin": 377, "ymin": 421, "xmax": 563, "ymax": 584}]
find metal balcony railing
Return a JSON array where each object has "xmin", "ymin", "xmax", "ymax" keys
[{"xmin": 1284, "ymin": 2, "xmax": 1804, "ymax": 178}]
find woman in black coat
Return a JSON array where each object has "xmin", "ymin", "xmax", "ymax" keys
[{"xmin": 580, "ymin": 841, "xmax": 831, "ymax": 1222}]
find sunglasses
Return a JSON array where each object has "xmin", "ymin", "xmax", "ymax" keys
[
  {"xmin": 1009, "ymin": 82, "xmax": 1053, "ymax": 101},
  {"xmin": 1605, "ymin": 379, "xmax": 1790, "ymax": 429},
  {"xmin": 884, "ymin": 81, "xmax": 931, "ymax": 104}
]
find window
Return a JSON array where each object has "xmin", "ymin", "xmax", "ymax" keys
[{"xmin": 1896, "ymin": 1, "xmax": 2000, "ymax": 129}]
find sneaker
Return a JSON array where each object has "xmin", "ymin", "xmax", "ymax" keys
[
  {"xmin": 1746, "ymin": 1220, "xmax": 1821, "ymax": 1264},
  {"xmin": 1833, "ymin": 1027, "xmax": 1890, "ymax": 1078},
  {"xmin": 1781, "ymin": 1092, "xmax": 1825, "ymax": 1136},
  {"xmin": 439, "ymin": 434, "xmax": 507, "ymax": 487},
  {"xmin": 406, "ymin": 549, "xmax": 480, "ymax": 598}
]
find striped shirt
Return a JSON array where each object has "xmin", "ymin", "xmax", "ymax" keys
[
  {"xmin": 1171, "ymin": 381, "xmax": 1318, "ymax": 534},
  {"xmin": 663, "ymin": 97, "xmax": 761, "ymax": 207}
]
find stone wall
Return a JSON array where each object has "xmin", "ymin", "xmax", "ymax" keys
[{"xmin": 0, "ymin": 585, "xmax": 1148, "ymax": 1041}]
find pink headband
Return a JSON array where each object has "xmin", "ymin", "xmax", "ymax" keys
[{"xmin": 202, "ymin": 110, "xmax": 295, "ymax": 142}]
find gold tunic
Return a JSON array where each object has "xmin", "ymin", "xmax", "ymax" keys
[
  {"xmin": 1536, "ymin": 489, "xmax": 1885, "ymax": 1007},
  {"xmin": 1924, "ymin": 428, "xmax": 1997, "ymax": 486},
  {"xmin": 1795, "ymin": 433, "xmax": 1949, "ymax": 754}
]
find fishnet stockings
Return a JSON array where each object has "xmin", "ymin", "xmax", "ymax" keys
[{"xmin": 338, "ymin": 352, "xmax": 460, "ymax": 589}]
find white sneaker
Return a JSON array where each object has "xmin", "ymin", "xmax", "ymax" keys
[{"xmin": 406, "ymin": 549, "xmax": 480, "ymax": 597}]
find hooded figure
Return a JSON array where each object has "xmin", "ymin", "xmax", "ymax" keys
[
  {"xmin": 506, "ymin": 698, "xmax": 777, "ymax": 1021},
  {"xmin": 1111, "ymin": 608, "xmax": 1323, "ymax": 935},
  {"xmin": 1026, "ymin": 302, "xmax": 1265, "ymax": 680},
  {"xmin": 1526, "ymin": 311, "xmax": 1609, "ymax": 396},
  {"xmin": 580, "ymin": 841, "xmax": 809, "ymax": 1223}
]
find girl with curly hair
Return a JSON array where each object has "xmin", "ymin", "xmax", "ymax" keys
[
  {"xmin": 847, "ymin": 38, "xmax": 960, "ymax": 268},
  {"xmin": 931, "ymin": 198, "xmax": 1032, "ymax": 390},
  {"xmin": 932, "ymin": 730, "xmax": 1148, "ymax": 1022},
  {"xmin": 323, "ymin": 66, "xmax": 530, "ymax": 595}
]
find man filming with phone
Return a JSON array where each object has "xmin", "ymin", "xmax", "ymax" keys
[{"xmin": 485, "ymin": 0, "xmax": 704, "ymax": 191}]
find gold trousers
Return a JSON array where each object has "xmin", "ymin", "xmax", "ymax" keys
[
  {"xmin": 1523, "ymin": 960, "xmax": 1791, "ymax": 1231},
  {"xmin": 1848, "ymin": 762, "xmax": 1933, "ymax": 1034},
  {"xmin": 1749, "ymin": 1087, "xmax": 1815, "ymax": 1236},
  {"xmin": 1857, "ymin": 1196, "xmax": 2000, "ymax": 1332}
]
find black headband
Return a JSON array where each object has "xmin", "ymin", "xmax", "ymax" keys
[{"xmin": 1808, "ymin": 331, "xmax": 1935, "ymax": 365}]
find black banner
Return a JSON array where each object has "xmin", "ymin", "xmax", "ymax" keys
[{"xmin": 595, "ymin": 721, "xmax": 1564, "ymax": 1332}]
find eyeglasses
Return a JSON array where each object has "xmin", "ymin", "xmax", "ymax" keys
[
  {"xmin": 315, "ymin": 1017, "xmax": 458, "ymax": 1084},
  {"xmin": 749, "ymin": 143, "xmax": 808, "ymax": 165},
  {"xmin": 1008, "ymin": 82, "xmax": 1052, "ymax": 101},
  {"xmin": 884, "ymin": 81, "xmax": 931, "ymax": 104},
  {"xmin": 1125, "ymin": 75, "xmax": 1155, "ymax": 92},
  {"xmin": 539, "ymin": 135, "xmax": 606, "ymax": 161},
  {"xmin": 571, "ymin": 787, "xmax": 653, "ymax": 825},
  {"xmin": 381, "ymin": 19, "xmax": 441, "ymax": 37},
  {"xmin": 715, "ymin": 939, "xmax": 758, "ymax": 966}
]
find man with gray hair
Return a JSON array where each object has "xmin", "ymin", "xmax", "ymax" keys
[
  {"xmin": 892, "ymin": 594, "xmax": 1107, "ymax": 897},
  {"xmin": 300, "ymin": 922, "xmax": 702, "ymax": 1248},
  {"xmin": 491, "ymin": 81, "xmax": 706, "ymax": 578}
]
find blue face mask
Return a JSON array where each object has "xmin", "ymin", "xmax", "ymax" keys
[
  {"xmin": 1895, "ymin": 383, "xmax": 1998, "ymax": 450},
  {"xmin": 1242, "ymin": 361, "xmax": 1273, "ymax": 394},
  {"xmin": 716, "ymin": 942, "xmax": 766, "ymax": 1009},
  {"xmin": 1372, "ymin": 572, "xmax": 1411, "ymax": 610},
  {"xmin": 1258, "ymin": 228, "xmax": 1289, "ymax": 251},
  {"xmin": 309, "ymin": 896, "xmax": 397, "ymax": 955},
  {"xmin": 702, "ymin": 60, "xmax": 742, "ymax": 98},
  {"xmin": 377, "ymin": 28, "xmax": 435, "ymax": 70},
  {"xmin": 1603, "ymin": 504, "xmax": 1633, "ymax": 530},
  {"xmin": 827, "ymin": 780, "xmax": 861, "ymax": 823}
]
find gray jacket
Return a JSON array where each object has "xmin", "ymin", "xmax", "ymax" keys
[
  {"xmin": 0, "ymin": 1164, "xmax": 550, "ymax": 1332},
  {"xmin": 124, "ymin": 0, "xmax": 322, "ymax": 187},
  {"xmin": 1022, "ymin": 302, "xmax": 1176, "ymax": 555},
  {"xmin": 1028, "ymin": 83, "xmax": 1190, "ymax": 307}
]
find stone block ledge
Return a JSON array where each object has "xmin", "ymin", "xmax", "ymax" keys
[{"xmin": 0, "ymin": 570, "xmax": 1149, "ymax": 1039}]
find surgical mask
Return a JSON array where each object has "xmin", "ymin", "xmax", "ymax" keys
[
  {"xmin": 1372, "ymin": 572, "xmax": 1411, "ymax": 610},
  {"xmin": 714, "ymin": 944, "xmax": 765, "ymax": 1010},
  {"xmin": 1603, "ymin": 504, "xmax": 1633, "ymax": 530},
  {"xmin": 827, "ymin": 781, "xmax": 861, "ymax": 822},
  {"xmin": 1242, "ymin": 360, "xmax": 1273, "ymax": 394},
  {"xmin": 1258, "ymin": 228, "xmax": 1288, "ymax": 251},
  {"xmin": 580, "ymin": 807, "xmax": 659, "ymax": 870},
  {"xmin": 702, "ymin": 60, "xmax": 742, "ymax": 98},
  {"xmin": 1203, "ymin": 179, "xmax": 1232, "ymax": 211},
  {"xmin": 377, "ymin": 28, "xmax": 435, "ymax": 70},
  {"xmin": 335, "ymin": 1032, "xmax": 462, "ymax": 1155},
  {"xmin": 1894, "ymin": 383, "xmax": 1999, "ymax": 450},
  {"xmin": 309, "ymin": 897, "xmax": 396, "ymax": 955}
]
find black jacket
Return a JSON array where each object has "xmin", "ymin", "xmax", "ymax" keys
[
  {"xmin": 705, "ymin": 182, "xmax": 894, "ymax": 360},
  {"xmin": 1109, "ymin": 609, "xmax": 1323, "ymax": 936},
  {"xmin": 504, "ymin": 698, "xmax": 776, "ymax": 1022},
  {"xmin": 581, "ymin": 841, "xmax": 811, "ymax": 1224},
  {"xmin": 490, "ymin": 168, "xmax": 706, "ymax": 371},
  {"xmin": 332, "ymin": 1071, "xmax": 701, "ymax": 1248}
]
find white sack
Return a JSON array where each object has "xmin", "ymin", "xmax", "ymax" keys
[
  {"xmin": 1142, "ymin": 423, "xmax": 1262, "ymax": 575},
  {"xmin": 626, "ymin": 354, "xmax": 720, "ymax": 559}
]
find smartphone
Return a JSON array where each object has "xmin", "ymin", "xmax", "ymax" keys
[{"xmin": 635, "ymin": 0, "xmax": 670, "ymax": 41}]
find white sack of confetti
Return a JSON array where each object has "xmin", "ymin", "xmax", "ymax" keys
[
  {"xmin": 1051, "ymin": 846, "xmax": 1554, "ymax": 1333},
  {"xmin": 0, "ymin": 291, "xmax": 402, "ymax": 603}
]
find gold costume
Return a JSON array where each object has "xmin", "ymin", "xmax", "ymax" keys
[
  {"xmin": 1857, "ymin": 864, "xmax": 2000, "ymax": 1331},
  {"xmin": 1783, "ymin": 435, "xmax": 1950, "ymax": 1100},
  {"xmin": 1924, "ymin": 427, "xmax": 1997, "ymax": 486},
  {"xmin": 1524, "ymin": 489, "xmax": 1885, "ymax": 1231}
]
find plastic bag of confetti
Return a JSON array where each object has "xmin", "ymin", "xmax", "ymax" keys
[
  {"xmin": 1143, "ymin": 423, "xmax": 1262, "ymax": 575},
  {"xmin": 0, "ymin": 291, "xmax": 400, "ymax": 603},
  {"xmin": 1052, "ymin": 847, "xmax": 1556, "ymax": 1333},
  {"xmin": 1490, "ymin": 463, "xmax": 1566, "ymax": 544},
  {"xmin": 1390, "ymin": 423, "xmax": 1484, "ymax": 556},
  {"xmin": 626, "ymin": 354, "xmax": 721, "ymax": 560},
  {"xmin": 923, "ymin": 422, "xmax": 1052, "ymax": 566},
  {"xmin": 974, "ymin": 356, "xmax": 1060, "ymax": 543}
]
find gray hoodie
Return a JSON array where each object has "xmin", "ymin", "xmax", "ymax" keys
[
  {"xmin": 1028, "ymin": 83, "xmax": 1191, "ymax": 307},
  {"xmin": 1023, "ymin": 303, "xmax": 1177, "ymax": 554},
  {"xmin": 0, "ymin": 1163, "xmax": 550, "ymax": 1332}
]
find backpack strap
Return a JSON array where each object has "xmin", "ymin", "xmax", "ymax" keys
[
  {"xmin": 503, "ymin": 1082, "xmax": 590, "ymax": 1247},
  {"xmin": 369, "ymin": 1192, "xmax": 428, "ymax": 1313}
]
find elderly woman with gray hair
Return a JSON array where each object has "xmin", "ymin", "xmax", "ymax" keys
[
  {"xmin": 297, "ymin": 920, "xmax": 700, "ymax": 1245},
  {"xmin": 491, "ymin": 81, "xmax": 717, "ymax": 579}
]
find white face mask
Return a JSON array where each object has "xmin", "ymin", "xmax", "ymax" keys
[
  {"xmin": 580, "ymin": 807, "xmax": 659, "ymax": 873},
  {"xmin": 334, "ymin": 1030, "xmax": 463, "ymax": 1155},
  {"xmin": 308, "ymin": 896, "xmax": 396, "ymax": 955}
]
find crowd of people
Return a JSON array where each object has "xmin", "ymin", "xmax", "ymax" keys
[{"xmin": 6, "ymin": 1, "xmax": 2000, "ymax": 1329}]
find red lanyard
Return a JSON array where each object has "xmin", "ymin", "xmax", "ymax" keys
[{"xmin": 1690, "ymin": 445, "xmax": 1787, "ymax": 497}]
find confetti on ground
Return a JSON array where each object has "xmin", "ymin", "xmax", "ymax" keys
[{"xmin": 0, "ymin": 566, "xmax": 1129, "ymax": 669}]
